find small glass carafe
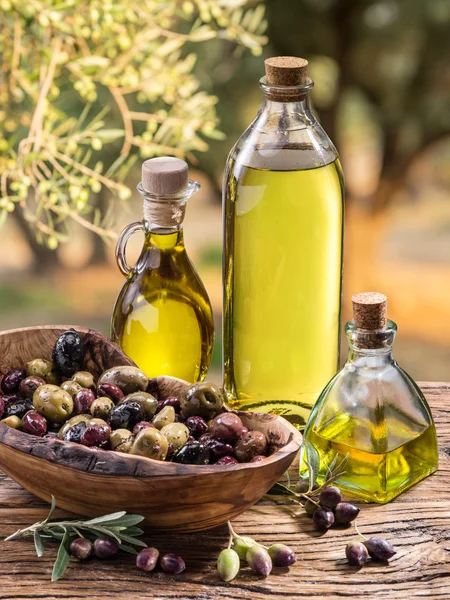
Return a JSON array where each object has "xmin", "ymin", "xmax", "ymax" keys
[
  {"xmin": 301, "ymin": 292, "xmax": 438, "ymax": 503},
  {"xmin": 111, "ymin": 157, "xmax": 214, "ymax": 382}
]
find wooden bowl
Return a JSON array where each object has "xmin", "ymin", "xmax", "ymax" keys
[{"xmin": 0, "ymin": 326, "xmax": 302, "ymax": 532}]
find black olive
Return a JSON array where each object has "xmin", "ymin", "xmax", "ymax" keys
[
  {"xmin": 108, "ymin": 402, "xmax": 144, "ymax": 431},
  {"xmin": 172, "ymin": 440, "xmax": 210, "ymax": 465},
  {"xmin": 5, "ymin": 399, "xmax": 33, "ymax": 419},
  {"xmin": 63, "ymin": 421, "xmax": 88, "ymax": 444},
  {"xmin": 52, "ymin": 329, "xmax": 83, "ymax": 377}
]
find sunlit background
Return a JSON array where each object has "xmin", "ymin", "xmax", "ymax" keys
[{"xmin": 1, "ymin": 0, "xmax": 449, "ymax": 381}]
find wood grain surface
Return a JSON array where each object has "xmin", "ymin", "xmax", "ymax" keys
[{"xmin": 0, "ymin": 382, "xmax": 449, "ymax": 599}]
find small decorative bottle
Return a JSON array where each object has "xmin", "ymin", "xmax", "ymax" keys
[
  {"xmin": 301, "ymin": 292, "xmax": 438, "ymax": 503},
  {"xmin": 111, "ymin": 157, "xmax": 214, "ymax": 382},
  {"xmin": 223, "ymin": 56, "xmax": 344, "ymax": 428}
]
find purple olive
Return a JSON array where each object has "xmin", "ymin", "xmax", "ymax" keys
[
  {"xmin": 80, "ymin": 424, "xmax": 111, "ymax": 447},
  {"xmin": 160, "ymin": 553, "xmax": 185, "ymax": 574},
  {"xmin": 313, "ymin": 507, "xmax": 335, "ymax": 531},
  {"xmin": 133, "ymin": 421, "xmax": 154, "ymax": 435},
  {"xmin": 22, "ymin": 411, "xmax": 47, "ymax": 437},
  {"xmin": 70, "ymin": 538, "xmax": 93, "ymax": 561},
  {"xmin": 0, "ymin": 397, "xmax": 4, "ymax": 420},
  {"xmin": 160, "ymin": 397, "xmax": 181, "ymax": 413},
  {"xmin": 94, "ymin": 537, "xmax": 119, "ymax": 558},
  {"xmin": 268, "ymin": 543, "xmax": 296, "ymax": 567},
  {"xmin": 334, "ymin": 502, "xmax": 360, "ymax": 524},
  {"xmin": 1, "ymin": 368, "xmax": 27, "ymax": 394},
  {"xmin": 185, "ymin": 415, "xmax": 208, "ymax": 439},
  {"xmin": 216, "ymin": 455, "xmax": 239, "ymax": 465},
  {"xmin": 319, "ymin": 486, "xmax": 342, "ymax": 509},
  {"xmin": 364, "ymin": 537, "xmax": 396, "ymax": 561},
  {"xmin": 250, "ymin": 455, "xmax": 266, "ymax": 463},
  {"xmin": 73, "ymin": 388, "xmax": 96, "ymax": 415},
  {"xmin": 19, "ymin": 376, "xmax": 46, "ymax": 399},
  {"xmin": 246, "ymin": 546, "xmax": 272, "ymax": 576},
  {"xmin": 136, "ymin": 547, "xmax": 159, "ymax": 572},
  {"xmin": 200, "ymin": 435, "xmax": 234, "ymax": 462},
  {"xmin": 234, "ymin": 430, "xmax": 268, "ymax": 463},
  {"xmin": 209, "ymin": 413, "xmax": 245, "ymax": 442},
  {"xmin": 97, "ymin": 382, "xmax": 124, "ymax": 404},
  {"xmin": 346, "ymin": 541, "xmax": 369, "ymax": 566}
]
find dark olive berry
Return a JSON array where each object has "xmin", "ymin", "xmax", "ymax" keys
[
  {"xmin": 234, "ymin": 430, "xmax": 268, "ymax": 462},
  {"xmin": 133, "ymin": 421, "xmax": 154, "ymax": 435},
  {"xmin": 1, "ymin": 368, "xmax": 27, "ymax": 394},
  {"xmin": 0, "ymin": 397, "xmax": 4, "ymax": 420},
  {"xmin": 313, "ymin": 507, "xmax": 335, "ymax": 531},
  {"xmin": 97, "ymin": 382, "xmax": 124, "ymax": 404},
  {"xmin": 52, "ymin": 329, "xmax": 83, "ymax": 377},
  {"xmin": 319, "ymin": 486, "xmax": 343, "ymax": 509},
  {"xmin": 94, "ymin": 537, "xmax": 119, "ymax": 558},
  {"xmin": 346, "ymin": 541, "xmax": 369, "ymax": 566},
  {"xmin": 73, "ymin": 389, "xmax": 95, "ymax": 415},
  {"xmin": 364, "ymin": 537, "xmax": 396, "ymax": 561},
  {"xmin": 172, "ymin": 440, "xmax": 210, "ymax": 465},
  {"xmin": 209, "ymin": 413, "xmax": 245, "ymax": 442},
  {"xmin": 80, "ymin": 424, "xmax": 111, "ymax": 447},
  {"xmin": 22, "ymin": 411, "xmax": 47, "ymax": 437},
  {"xmin": 108, "ymin": 401, "xmax": 144, "ymax": 430},
  {"xmin": 70, "ymin": 538, "xmax": 93, "ymax": 561},
  {"xmin": 160, "ymin": 553, "xmax": 185, "ymax": 574},
  {"xmin": 216, "ymin": 455, "xmax": 239, "ymax": 465},
  {"xmin": 185, "ymin": 415, "xmax": 208, "ymax": 439},
  {"xmin": 246, "ymin": 546, "xmax": 272, "ymax": 576},
  {"xmin": 250, "ymin": 455, "xmax": 266, "ymax": 463},
  {"xmin": 5, "ymin": 399, "xmax": 33, "ymax": 419},
  {"xmin": 63, "ymin": 421, "xmax": 88, "ymax": 443},
  {"xmin": 160, "ymin": 397, "xmax": 181, "ymax": 413},
  {"xmin": 268, "ymin": 543, "xmax": 297, "ymax": 567},
  {"xmin": 19, "ymin": 376, "xmax": 46, "ymax": 399},
  {"xmin": 136, "ymin": 547, "xmax": 159, "ymax": 572},
  {"xmin": 1, "ymin": 394, "xmax": 18, "ymax": 408},
  {"xmin": 201, "ymin": 436, "xmax": 233, "ymax": 462},
  {"xmin": 334, "ymin": 502, "xmax": 360, "ymax": 524}
]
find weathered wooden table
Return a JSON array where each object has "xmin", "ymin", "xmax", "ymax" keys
[{"xmin": 0, "ymin": 383, "xmax": 449, "ymax": 600}]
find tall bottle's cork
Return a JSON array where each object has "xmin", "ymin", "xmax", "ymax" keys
[
  {"xmin": 264, "ymin": 56, "xmax": 308, "ymax": 101},
  {"xmin": 352, "ymin": 292, "xmax": 387, "ymax": 331}
]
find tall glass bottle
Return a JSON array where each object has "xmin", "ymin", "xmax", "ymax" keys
[
  {"xmin": 111, "ymin": 157, "xmax": 214, "ymax": 382},
  {"xmin": 301, "ymin": 292, "xmax": 438, "ymax": 503},
  {"xmin": 223, "ymin": 57, "xmax": 344, "ymax": 427}
]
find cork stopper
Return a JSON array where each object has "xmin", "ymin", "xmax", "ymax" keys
[
  {"xmin": 352, "ymin": 292, "xmax": 387, "ymax": 331},
  {"xmin": 142, "ymin": 157, "xmax": 188, "ymax": 196},
  {"xmin": 265, "ymin": 56, "xmax": 308, "ymax": 86}
]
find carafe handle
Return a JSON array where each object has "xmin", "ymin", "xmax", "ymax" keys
[{"xmin": 115, "ymin": 221, "xmax": 144, "ymax": 277}]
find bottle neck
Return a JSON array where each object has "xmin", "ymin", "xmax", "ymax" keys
[
  {"xmin": 145, "ymin": 228, "xmax": 184, "ymax": 250},
  {"xmin": 345, "ymin": 319, "xmax": 397, "ymax": 366},
  {"xmin": 258, "ymin": 76, "xmax": 315, "ymax": 127}
]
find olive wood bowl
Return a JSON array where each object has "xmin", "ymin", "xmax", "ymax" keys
[{"xmin": 0, "ymin": 326, "xmax": 302, "ymax": 532}]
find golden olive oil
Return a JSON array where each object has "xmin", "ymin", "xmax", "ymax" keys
[
  {"xmin": 112, "ymin": 229, "xmax": 214, "ymax": 382},
  {"xmin": 224, "ymin": 156, "xmax": 344, "ymax": 427},
  {"xmin": 304, "ymin": 412, "xmax": 438, "ymax": 503}
]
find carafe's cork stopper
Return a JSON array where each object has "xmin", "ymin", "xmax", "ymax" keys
[
  {"xmin": 352, "ymin": 292, "xmax": 387, "ymax": 331},
  {"xmin": 141, "ymin": 157, "xmax": 190, "ymax": 228},
  {"xmin": 264, "ymin": 57, "xmax": 308, "ymax": 101}
]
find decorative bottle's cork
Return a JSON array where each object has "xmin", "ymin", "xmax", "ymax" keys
[
  {"xmin": 265, "ymin": 56, "xmax": 308, "ymax": 86},
  {"xmin": 142, "ymin": 157, "xmax": 188, "ymax": 196},
  {"xmin": 352, "ymin": 292, "xmax": 387, "ymax": 331}
]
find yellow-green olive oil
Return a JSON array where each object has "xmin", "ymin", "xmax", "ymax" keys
[{"xmin": 223, "ymin": 156, "xmax": 344, "ymax": 427}]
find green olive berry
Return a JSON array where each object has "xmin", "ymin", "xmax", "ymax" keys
[
  {"xmin": 180, "ymin": 382, "xmax": 224, "ymax": 420},
  {"xmin": 1, "ymin": 415, "xmax": 23, "ymax": 429},
  {"xmin": 98, "ymin": 366, "xmax": 148, "ymax": 395},
  {"xmin": 160, "ymin": 423, "xmax": 189, "ymax": 450},
  {"xmin": 232, "ymin": 536, "xmax": 257, "ymax": 560},
  {"xmin": 217, "ymin": 548, "xmax": 240, "ymax": 582},
  {"xmin": 33, "ymin": 385, "xmax": 73, "ymax": 423},
  {"xmin": 119, "ymin": 392, "xmax": 158, "ymax": 419},
  {"xmin": 27, "ymin": 359, "xmax": 52, "ymax": 379},
  {"xmin": 60, "ymin": 380, "xmax": 83, "ymax": 398},
  {"xmin": 58, "ymin": 414, "xmax": 91, "ymax": 439},
  {"xmin": 90, "ymin": 397, "xmax": 114, "ymax": 419},
  {"xmin": 110, "ymin": 428, "xmax": 134, "ymax": 453},
  {"xmin": 131, "ymin": 427, "xmax": 168, "ymax": 461},
  {"xmin": 71, "ymin": 371, "xmax": 95, "ymax": 389},
  {"xmin": 152, "ymin": 406, "xmax": 175, "ymax": 430},
  {"xmin": 45, "ymin": 371, "xmax": 59, "ymax": 385}
]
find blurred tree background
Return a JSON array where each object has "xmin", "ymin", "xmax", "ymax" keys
[{"xmin": 1, "ymin": 0, "xmax": 450, "ymax": 380}]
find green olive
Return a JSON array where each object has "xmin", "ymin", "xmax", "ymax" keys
[
  {"xmin": 58, "ymin": 414, "xmax": 91, "ymax": 439},
  {"xmin": 71, "ymin": 371, "xmax": 95, "ymax": 389},
  {"xmin": 27, "ymin": 359, "xmax": 52, "ymax": 379},
  {"xmin": 1, "ymin": 415, "xmax": 22, "ymax": 429},
  {"xmin": 119, "ymin": 392, "xmax": 158, "ymax": 419},
  {"xmin": 33, "ymin": 384, "xmax": 73, "ymax": 423},
  {"xmin": 180, "ymin": 382, "xmax": 224, "ymax": 420},
  {"xmin": 98, "ymin": 366, "xmax": 148, "ymax": 395},
  {"xmin": 131, "ymin": 427, "xmax": 168, "ymax": 461},
  {"xmin": 45, "ymin": 371, "xmax": 59, "ymax": 385},
  {"xmin": 160, "ymin": 423, "xmax": 189, "ymax": 450},
  {"xmin": 152, "ymin": 406, "xmax": 175, "ymax": 430},
  {"xmin": 110, "ymin": 428, "xmax": 134, "ymax": 453},
  {"xmin": 60, "ymin": 380, "xmax": 83, "ymax": 398},
  {"xmin": 90, "ymin": 397, "xmax": 114, "ymax": 419}
]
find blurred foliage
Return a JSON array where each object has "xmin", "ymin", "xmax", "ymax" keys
[{"xmin": 0, "ymin": 0, "xmax": 267, "ymax": 248}]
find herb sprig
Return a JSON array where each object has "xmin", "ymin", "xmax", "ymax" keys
[{"xmin": 5, "ymin": 497, "xmax": 147, "ymax": 581}]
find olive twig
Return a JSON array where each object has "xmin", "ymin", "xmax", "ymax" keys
[{"xmin": 354, "ymin": 521, "xmax": 367, "ymax": 541}]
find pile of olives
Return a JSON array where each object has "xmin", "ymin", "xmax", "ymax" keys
[{"xmin": 0, "ymin": 330, "xmax": 271, "ymax": 466}]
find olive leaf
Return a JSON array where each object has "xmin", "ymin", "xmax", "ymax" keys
[
  {"xmin": 304, "ymin": 441, "xmax": 320, "ymax": 490},
  {"xmin": 51, "ymin": 530, "xmax": 71, "ymax": 582},
  {"xmin": 34, "ymin": 530, "xmax": 45, "ymax": 557}
]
